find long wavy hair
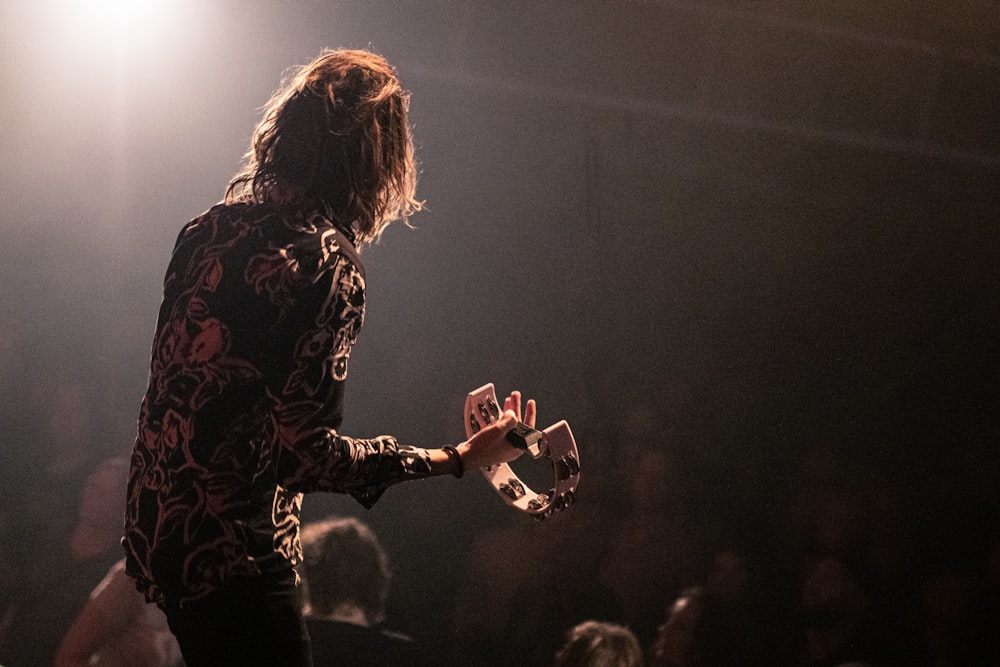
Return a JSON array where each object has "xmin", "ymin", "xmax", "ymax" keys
[{"xmin": 226, "ymin": 49, "xmax": 422, "ymax": 245}]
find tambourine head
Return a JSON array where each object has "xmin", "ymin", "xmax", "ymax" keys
[{"xmin": 464, "ymin": 383, "xmax": 580, "ymax": 518}]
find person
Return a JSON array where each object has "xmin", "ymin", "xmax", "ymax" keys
[
  {"xmin": 553, "ymin": 620, "xmax": 645, "ymax": 667},
  {"xmin": 54, "ymin": 559, "xmax": 183, "ymax": 667},
  {"xmin": 298, "ymin": 515, "xmax": 425, "ymax": 666},
  {"xmin": 0, "ymin": 457, "xmax": 128, "ymax": 666},
  {"xmin": 122, "ymin": 48, "xmax": 530, "ymax": 667},
  {"xmin": 799, "ymin": 557, "xmax": 881, "ymax": 667},
  {"xmin": 649, "ymin": 586, "xmax": 753, "ymax": 667}
]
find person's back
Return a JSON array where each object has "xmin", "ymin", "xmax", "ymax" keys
[
  {"xmin": 120, "ymin": 46, "xmax": 530, "ymax": 667},
  {"xmin": 124, "ymin": 198, "xmax": 368, "ymax": 609},
  {"xmin": 306, "ymin": 618, "xmax": 422, "ymax": 667},
  {"xmin": 299, "ymin": 516, "xmax": 428, "ymax": 667}
]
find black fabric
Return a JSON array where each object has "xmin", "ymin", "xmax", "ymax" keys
[
  {"xmin": 306, "ymin": 618, "xmax": 427, "ymax": 667},
  {"xmin": 124, "ymin": 201, "xmax": 435, "ymax": 609},
  {"xmin": 165, "ymin": 573, "xmax": 312, "ymax": 667}
]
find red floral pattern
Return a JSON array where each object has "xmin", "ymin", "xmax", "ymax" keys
[{"xmin": 123, "ymin": 202, "xmax": 432, "ymax": 607}]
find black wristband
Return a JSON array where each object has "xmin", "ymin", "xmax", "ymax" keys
[{"xmin": 442, "ymin": 445, "xmax": 464, "ymax": 478}]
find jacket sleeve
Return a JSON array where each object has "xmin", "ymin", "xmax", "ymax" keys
[{"xmin": 260, "ymin": 246, "xmax": 432, "ymax": 507}]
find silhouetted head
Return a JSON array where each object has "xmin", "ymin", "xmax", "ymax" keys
[
  {"xmin": 299, "ymin": 516, "xmax": 391, "ymax": 626},
  {"xmin": 555, "ymin": 620, "xmax": 645, "ymax": 667},
  {"xmin": 227, "ymin": 48, "xmax": 421, "ymax": 244}
]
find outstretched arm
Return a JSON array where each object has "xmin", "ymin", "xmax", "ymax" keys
[
  {"xmin": 54, "ymin": 560, "xmax": 144, "ymax": 667},
  {"xmin": 264, "ymin": 253, "xmax": 528, "ymax": 498}
]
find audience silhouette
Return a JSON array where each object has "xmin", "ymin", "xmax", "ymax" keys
[{"xmin": 298, "ymin": 516, "xmax": 427, "ymax": 666}]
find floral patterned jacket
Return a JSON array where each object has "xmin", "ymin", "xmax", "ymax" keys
[{"xmin": 123, "ymin": 201, "xmax": 432, "ymax": 608}]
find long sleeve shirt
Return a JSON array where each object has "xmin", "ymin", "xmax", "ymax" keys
[{"xmin": 123, "ymin": 201, "xmax": 432, "ymax": 608}]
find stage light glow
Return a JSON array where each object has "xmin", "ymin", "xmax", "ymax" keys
[
  {"xmin": 86, "ymin": 0, "xmax": 172, "ymax": 47},
  {"xmin": 33, "ymin": 0, "xmax": 182, "ymax": 56}
]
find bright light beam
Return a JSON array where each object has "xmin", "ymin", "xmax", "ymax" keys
[{"xmin": 43, "ymin": 0, "xmax": 180, "ymax": 55}]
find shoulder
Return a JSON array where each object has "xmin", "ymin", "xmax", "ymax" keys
[
  {"xmin": 291, "ymin": 205, "xmax": 365, "ymax": 281},
  {"xmin": 88, "ymin": 559, "xmax": 146, "ymax": 618},
  {"xmin": 306, "ymin": 620, "xmax": 423, "ymax": 665},
  {"xmin": 173, "ymin": 202, "xmax": 365, "ymax": 283}
]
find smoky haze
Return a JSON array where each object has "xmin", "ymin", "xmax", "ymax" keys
[{"xmin": 2, "ymin": 1, "xmax": 998, "ymax": 663}]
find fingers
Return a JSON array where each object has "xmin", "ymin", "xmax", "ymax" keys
[
  {"xmin": 463, "ymin": 409, "xmax": 524, "ymax": 469},
  {"xmin": 524, "ymin": 398, "xmax": 536, "ymax": 428},
  {"xmin": 502, "ymin": 390, "xmax": 537, "ymax": 428},
  {"xmin": 503, "ymin": 391, "xmax": 522, "ymax": 421},
  {"xmin": 499, "ymin": 410, "xmax": 518, "ymax": 430}
]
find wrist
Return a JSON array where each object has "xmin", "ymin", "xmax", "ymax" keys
[{"xmin": 441, "ymin": 444, "xmax": 465, "ymax": 478}]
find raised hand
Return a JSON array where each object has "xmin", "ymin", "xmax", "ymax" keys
[
  {"xmin": 456, "ymin": 391, "xmax": 533, "ymax": 470},
  {"xmin": 504, "ymin": 390, "xmax": 537, "ymax": 430},
  {"xmin": 462, "ymin": 382, "xmax": 580, "ymax": 517}
]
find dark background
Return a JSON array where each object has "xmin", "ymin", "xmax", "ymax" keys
[{"xmin": 2, "ymin": 1, "xmax": 998, "ymax": 664}]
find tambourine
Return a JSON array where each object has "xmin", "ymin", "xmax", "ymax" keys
[{"xmin": 464, "ymin": 383, "xmax": 580, "ymax": 518}]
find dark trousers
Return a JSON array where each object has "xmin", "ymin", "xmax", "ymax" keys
[{"xmin": 165, "ymin": 573, "xmax": 313, "ymax": 667}]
